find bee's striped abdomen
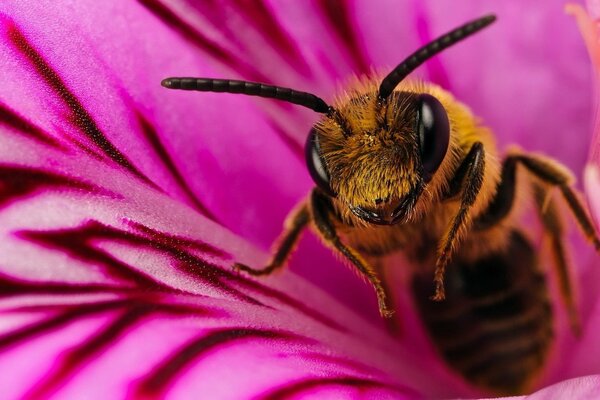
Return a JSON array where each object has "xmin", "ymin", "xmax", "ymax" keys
[{"xmin": 412, "ymin": 230, "xmax": 553, "ymax": 395}]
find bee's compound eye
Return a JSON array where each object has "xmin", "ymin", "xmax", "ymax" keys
[
  {"xmin": 305, "ymin": 128, "xmax": 336, "ymax": 197},
  {"xmin": 417, "ymin": 94, "xmax": 450, "ymax": 181}
]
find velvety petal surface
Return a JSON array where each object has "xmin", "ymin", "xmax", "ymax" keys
[
  {"xmin": 0, "ymin": 0, "xmax": 599, "ymax": 399},
  {"xmin": 0, "ymin": 2, "xmax": 423, "ymax": 399},
  {"xmin": 513, "ymin": 375, "xmax": 600, "ymax": 399}
]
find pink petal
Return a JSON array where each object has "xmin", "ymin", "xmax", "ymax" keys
[
  {"xmin": 588, "ymin": 0, "xmax": 600, "ymax": 18},
  {"xmin": 571, "ymin": 3, "xmax": 600, "ymax": 166},
  {"xmin": 510, "ymin": 375, "xmax": 600, "ymax": 399},
  {"xmin": 585, "ymin": 165, "xmax": 600, "ymax": 226},
  {"xmin": 0, "ymin": 109, "xmax": 425, "ymax": 397},
  {"xmin": 1, "ymin": 0, "xmax": 600, "ymax": 399},
  {"xmin": 0, "ymin": 2, "xmax": 447, "ymax": 398},
  {"xmin": 572, "ymin": 2, "xmax": 600, "ymax": 220}
]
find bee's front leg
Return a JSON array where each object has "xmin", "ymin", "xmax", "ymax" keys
[
  {"xmin": 433, "ymin": 142, "xmax": 486, "ymax": 301},
  {"xmin": 234, "ymin": 200, "xmax": 310, "ymax": 276},
  {"xmin": 310, "ymin": 189, "xmax": 395, "ymax": 318}
]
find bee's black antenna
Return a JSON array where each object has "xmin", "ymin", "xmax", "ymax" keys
[
  {"xmin": 161, "ymin": 77, "xmax": 331, "ymax": 114},
  {"xmin": 378, "ymin": 14, "xmax": 496, "ymax": 99}
]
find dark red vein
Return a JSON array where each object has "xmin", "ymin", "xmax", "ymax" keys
[
  {"xmin": 0, "ymin": 272, "xmax": 217, "ymax": 314},
  {"xmin": 17, "ymin": 224, "xmax": 172, "ymax": 291},
  {"xmin": 0, "ymin": 272, "xmax": 135, "ymax": 297},
  {"xmin": 25, "ymin": 307, "xmax": 152, "ymax": 400},
  {"xmin": 258, "ymin": 376, "xmax": 419, "ymax": 400},
  {"xmin": 25, "ymin": 302, "xmax": 214, "ymax": 400},
  {"xmin": 232, "ymin": 0, "xmax": 311, "ymax": 77},
  {"xmin": 317, "ymin": 0, "xmax": 370, "ymax": 76},
  {"xmin": 233, "ymin": 274, "xmax": 345, "ymax": 331},
  {"xmin": 0, "ymin": 299, "xmax": 131, "ymax": 350},
  {"xmin": 135, "ymin": 111, "xmax": 219, "ymax": 222},
  {"xmin": 134, "ymin": 328, "xmax": 308, "ymax": 397},
  {"xmin": 16, "ymin": 221, "xmax": 261, "ymax": 305},
  {"xmin": 7, "ymin": 301, "xmax": 216, "ymax": 317},
  {"xmin": 127, "ymin": 220, "xmax": 229, "ymax": 259},
  {"xmin": 17, "ymin": 220, "xmax": 342, "ymax": 329},
  {"xmin": 5, "ymin": 21, "xmax": 155, "ymax": 188},
  {"xmin": 139, "ymin": 0, "xmax": 267, "ymax": 82},
  {"xmin": 0, "ymin": 164, "xmax": 112, "ymax": 210},
  {"xmin": 0, "ymin": 102, "xmax": 65, "ymax": 149},
  {"xmin": 128, "ymin": 220, "xmax": 346, "ymax": 329}
]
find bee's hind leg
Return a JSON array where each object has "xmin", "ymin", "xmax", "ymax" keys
[
  {"xmin": 234, "ymin": 200, "xmax": 310, "ymax": 276},
  {"xmin": 471, "ymin": 149, "xmax": 599, "ymax": 336},
  {"xmin": 311, "ymin": 189, "xmax": 395, "ymax": 318},
  {"xmin": 507, "ymin": 152, "xmax": 600, "ymax": 250},
  {"xmin": 532, "ymin": 183, "xmax": 581, "ymax": 336}
]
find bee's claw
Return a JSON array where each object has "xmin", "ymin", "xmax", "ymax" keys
[
  {"xmin": 233, "ymin": 262, "xmax": 274, "ymax": 277},
  {"xmin": 232, "ymin": 262, "xmax": 243, "ymax": 275},
  {"xmin": 431, "ymin": 282, "xmax": 446, "ymax": 301},
  {"xmin": 377, "ymin": 296, "xmax": 395, "ymax": 318},
  {"xmin": 430, "ymin": 292, "xmax": 445, "ymax": 302},
  {"xmin": 380, "ymin": 307, "xmax": 395, "ymax": 318}
]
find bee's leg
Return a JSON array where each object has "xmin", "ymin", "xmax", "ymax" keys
[
  {"xmin": 471, "ymin": 150, "xmax": 598, "ymax": 335},
  {"xmin": 433, "ymin": 142, "xmax": 486, "ymax": 301},
  {"xmin": 234, "ymin": 201, "xmax": 310, "ymax": 276},
  {"xmin": 532, "ymin": 184, "xmax": 581, "ymax": 336},
  {"xmin": 373, "ymin": 259, "xmax": 401, "ymax": 332},
  {"xmin": 510, "ymin": 153, "xmax": 600, "ymax": 250},
  {"xmin": 311, "ymin": 190, "xmax": 394, "ymax": 318},
  {"xmin": 477, "ymin": 151, "xmax": 600, "ymax": 246}
]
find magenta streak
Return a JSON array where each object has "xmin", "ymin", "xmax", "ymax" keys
[
  {"xmin": 0, "ymin": 102, "xmax": 65, "ymax": 150},
  {"xmin": 122, "ymin": 221, "xmax": 345, "ymax": 331},
  {"xmin": 5, "ymin": 21, "xmax": 157, "ymax": 189},
  {"xmin": 185, "ymin": 0, "xmax": 311, "ymax": 77},
  {"xmin": 16, "ymin": 220, "xmax": 264, "ymax": 305},
  {"xmin": 127, "ymin": 220, "xmax": 230, "ymax": 259},
  {"xmin": 17, "ymin": 220, "xmax": 343, "ymax": 329},
  {"xmin": 139, "ymin": 0, "xmax": 310, "ymax": 172},
  {"xmin": 232, "ymin": 0, "xmax": 311, "ymax": 77},
  {"xmin": 25, "ymin": 302, "xmax": 215, "ymax": 400},
  {"xmin": 317, "ymin": 0, "xmax": 371, "ymax": 76},
  {"xmin": 0, "ymin": 272, "xmax": 217, "ymax": 317},
  {"xmin": 17, "ymin": 226, "xmax": 170, "ymax": 291},
  {"xmin": 0, "ymin": 164, "xmax": 114, "ymax": 210},
  {"xmin": 24, "ymin": 307, "xmax": 150, "ymax": 400},
  {"xmin": 0, "ymin": 299, "xmax": 132, "ymax": 351},
  {"xmin": 258, "ymin": 376, "xmax": 419, "ymax": 400},
  {"xmin": 126, "ymin": 221, "xmax": 345, "ymax": 330},
  {"xmin": 133, "ymin": 328, "xmax": 310, "ymax": 397},
  {"xmin": 134, "ymin": 111, "xmax": 219, "ymax": 222},
  {"xmin": 139, "ymin": 0, "xmax": 267, "ymax": 82},
  {"xmin": 0, "ymin": 272, "xmax": 138, "ymax": 297}
]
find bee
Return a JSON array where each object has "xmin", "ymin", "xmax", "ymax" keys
[{"xmin": 161, "ymin": 15, "xmax": 600, "ymax": 395}]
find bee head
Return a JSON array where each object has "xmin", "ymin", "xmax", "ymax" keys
[
  {"xmin": 161, "ymin": 15, "xmax": 495, "ymax": 226},
  {"xmin": 306, "ymin": 88, "xmax": 449, "ymax": 225},
  {"xmin": 303, "ymin": 14, "xmax": 495, "ymax": 225}
]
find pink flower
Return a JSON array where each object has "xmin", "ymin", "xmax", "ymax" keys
[{"xmin": 0, "ymin": 0, "xmax": 599, "ymax": 398}]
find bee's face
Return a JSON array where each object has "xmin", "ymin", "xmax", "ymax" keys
[{"xmin": 306, "ymin": 89, "xmax": 450, "ymax": 225}]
